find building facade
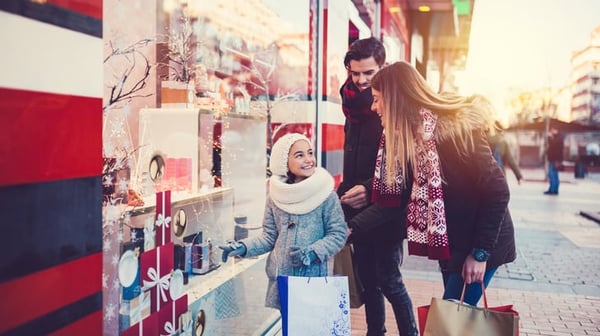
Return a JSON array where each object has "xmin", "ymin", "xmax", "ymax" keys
[{"xmin": 571, "ymin": 25, "xmax": 600, "ymax": 125}]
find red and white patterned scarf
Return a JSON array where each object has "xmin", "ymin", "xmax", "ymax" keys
[{"xmin": 372, "ymin": 108, "xmax": 450, "ymax": 260}]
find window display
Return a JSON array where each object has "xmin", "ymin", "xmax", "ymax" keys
[{"xmin": 103, "ymin": 0, "xmax": 313, "ymax": 335}]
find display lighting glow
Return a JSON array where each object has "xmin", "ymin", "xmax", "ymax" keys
[
  {"xmin": 418, "ymin": 5, "xmax": 431, "ymax": 12},
  {"xmin": 389, "ymin": 6, "xmax": 401, "ymax": 13}
]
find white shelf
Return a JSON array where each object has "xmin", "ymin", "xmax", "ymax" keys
[{"xmin": 184, "ymin": 255, "xmax": 267, "ymax": 302}]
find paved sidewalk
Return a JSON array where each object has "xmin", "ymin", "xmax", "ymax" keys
[{"xmin": 350, "ymin": 168, "xmax": 600, "ymax": 336}]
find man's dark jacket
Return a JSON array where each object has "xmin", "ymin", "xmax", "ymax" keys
[{"xmin": 336, "ymin": 84, "xmax": 406, "ymax": 244}]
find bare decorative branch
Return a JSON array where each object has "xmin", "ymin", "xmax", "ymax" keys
[
  {"xmin": 157, "ymin": 15, "xmax": 198, "ymax": 83},
  {"xmin": 104, "ymin": 39, "xmax": 154, "ymax": 111}
]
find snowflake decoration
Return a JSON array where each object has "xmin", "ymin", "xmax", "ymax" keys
[
  {"xmin": 112, "ymin": 254, "xmax": 120, "ymax": 266},
  {"xmin": 103, "ymin": 238, "xmax": 112, "ymax": 252},
  {"xmin": 104, "ymin": 141, "xmax": 117, "ymax": 157},
  {"xmin": 113, "ymin": 277, "xmax": 121, "ymax": 290},
  {"xmin": 105, "ymin": 204, "xmax": 121, "ymax": 222},
  {"xmin": 104, "ymin": 303, "xmax": 117, "ymax": 322},
  {"xmin": 118, "ymin": 179, "xmax": 129, "ymax": 192},
  {"xmin": 110, "ymin": 117, "xmax": 126, "ymax": 138},
  {"xmin": 103, "ymin": 174, "xmax": 114, "ymax": 187}
]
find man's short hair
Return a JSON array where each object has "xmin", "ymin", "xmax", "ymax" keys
[{"xmin": 343, "ymin": 37, "xmax": 386, "ymax": 68}]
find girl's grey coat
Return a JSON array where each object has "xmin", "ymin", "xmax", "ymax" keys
[{"xmin": 240, "ymin": 192, "xmax": 347, "ymax": 310}]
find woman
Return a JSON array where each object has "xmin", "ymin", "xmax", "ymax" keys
[
  {"xmin": 219, "ymin": 133, "xmax": 347, "ymax": 310},
  {"xmin": 369, "ymin": 61, "xmax": 516, "ymax": 305}
]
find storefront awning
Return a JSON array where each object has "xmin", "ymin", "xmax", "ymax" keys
[{"xmin": 507, "ymin": 118, "xmax": 600, "ymax": 133}]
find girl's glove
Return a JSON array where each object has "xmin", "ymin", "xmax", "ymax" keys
[
  {"xmin": 218, "ymin": 240, "xmax": 246, "ymax": 263},
  {"xmin": 289, "ymin": 246, "xmax": 318, "ymax": 267}
]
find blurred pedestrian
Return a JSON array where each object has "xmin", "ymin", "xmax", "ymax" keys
[
  {"xmin": 545, "ymin": 127, "xmax": 564, "ymax": 195},
  {"xmin": 468, "ymin": 94, "xmax": 523, "ymax": 184},
  {"xmin": 370, "ymin": 61, "xmax": 517, "ymax": 305},
  {"xmin": 338, "ymin": 38, "xmax": 418, "ymax": 335},
  {"xmin": 219, "ymin": 133, "xmax": 347, "ymax": 310},
  {"xmin": 487, "ymin": 121, "xmax": 523, "ymax": 184}
]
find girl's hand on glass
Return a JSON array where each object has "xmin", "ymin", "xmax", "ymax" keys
[{"xmin": 218, "ymin": 240, "xmax": 246, "ymax": 263}]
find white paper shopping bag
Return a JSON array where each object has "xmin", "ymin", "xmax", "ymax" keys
[{"xmin": 277, "ymin": 275, "xmax": 351, "ymax": 336}]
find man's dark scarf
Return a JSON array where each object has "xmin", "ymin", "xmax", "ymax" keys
[{"xmin": 340, "ymin": 77, "xmax": 374, "ymax": 123}]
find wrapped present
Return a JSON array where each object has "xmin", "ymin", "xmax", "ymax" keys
[
  {"xmin": 184, "ymin": 243, "xmax": 192, "ymax": 276},
  {"xmin": 119, "ymin": 244, "xmax": 141, "ymax": 300},
  {"xmin": 130, "ymin": 291, "xmax": 151, "ymax": 325},
  {"xmin": 119, "ymin": 290, "xmax": 151, "ymax": 328},
  {"xmin": 121, "ymin": 311, "xmax": 159, "ymax": 336},
  {"xmin": 179, "ymin": 311, "xmax": 193, "ymax": 336},
  {"xmin": 176, "ymin": 157, "xmax": 192, "ymax": 191},
  {"xmin": 122, "ymin": 266, "xmax": 141, "ymax": 300},
  {"xmin": 191, "ymin": 242, "xmax": 210, "ymax": 275},
  {"xmin": 164, "ymin": 158, "xmax": 178, "ymax": 187},
  {"xmin": 158, "ymin": 294, "xmax": 188, "ymax": 336},
  {"xmin": 141, "ymin": 243, "xmax": 174, "ymax": 313},
  {"xmin": 174, "ymin": 245, "xmax": 189, "ymax": 285},
  {"xmin": 119, "ymin": 301, "xmax": 132, "ymax": 330},
  {"xmin": 155, "ymin": 191, "xmax": 172, "ymax": 246},
  {"xmin": 144, "ymin": 217, "xmax": 156, "ymax": 251}
]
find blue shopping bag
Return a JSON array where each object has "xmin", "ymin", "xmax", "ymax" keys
[{"xmin": 277, "ymin": 275, "xmax": 351, "ymax": 336}]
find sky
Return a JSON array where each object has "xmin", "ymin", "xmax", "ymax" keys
[{"xmin": 459, "ymin": 0, "xmax": 600, "ymax": 114}]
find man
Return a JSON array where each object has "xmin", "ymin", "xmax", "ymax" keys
[
  {"xmin": 545, "ymin": 127, "xmax": 564, "ymax": 195},
  {"xmin": 337, "ymin": 37, "xmax": 418, "ymax": 336}
]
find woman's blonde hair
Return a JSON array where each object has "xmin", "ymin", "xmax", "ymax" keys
[{"xmin": 370, "ymin": 61, "xmax": 491, "ymax": 185}]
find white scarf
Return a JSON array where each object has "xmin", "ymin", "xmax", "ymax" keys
[{"xmin": 269, "ymin": 167, "xmax": 334, "ymax": 215}]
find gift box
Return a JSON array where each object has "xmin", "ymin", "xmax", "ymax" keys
[
  {"xmin": 122, "ymin": 264, "xmax": 141, "ymax": 300},
  {"xmin": 184, "ymin": 243, "xmax": 193, "ymax": 276},
  {"xmin": 144, "ymin": 217, "xmax": 156, "ymax": 251},
  {"xmin": 141, "ymin": 243, "xmax": 174, "ymax": 313},
  {"xmin": 179, "ymin": 311, "xmax": 193, "ymax": 336},
  {"xmin": 130, "ymin": 291, "xmax": 151, "ymax": 325},
  {"xmin": 121, "ymin": 311, "xmax": 159, "ymax": 336},
  {"xmin": 155, "ymin": 190, "xmax": 172, "ymax": 246},
  {"xmin": 158, "ymin": 294, "xmax": 188, "ymax": 335},
  {"xmin": 120, "ymin": 244, "xmax": 142, "ymax": 300},
  {"xmin": 191, "ymin": 242, "xmax": 210, "ymax": 275},
  {"xmin": 164, "ymin": 158, "xmax": 178, "ymax": 187},
  {"xmin": 138, "ymin": 108, "xmax": 214, "ymax": 194},
  {"xmin": 120, "ymin": 290, "xmax": 151, "ymax": 328},
  {"xmin": 176, "ymin": 157, "xmax": 192, "ymax": 191},
  {"xmin": 174, "ymin": 244, "xmax": 189, "ymax": 284},
  {"xmin": 131, "ymin": 228, "xmax": 145, "ymax": 252}
]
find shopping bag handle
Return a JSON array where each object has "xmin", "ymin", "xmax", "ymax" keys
[{"xmin": 459, "ymin": 281, "xmax": 488, "ymax": 309}]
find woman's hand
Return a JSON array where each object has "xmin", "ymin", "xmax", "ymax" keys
[{"xmin": 461, "ymin": 255, "xmax": 487, "ymax": 284}]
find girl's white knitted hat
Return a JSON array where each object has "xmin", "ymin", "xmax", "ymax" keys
[{"xmin": 269, "ymin": 133, "xmax": 311, "ymax": 177}]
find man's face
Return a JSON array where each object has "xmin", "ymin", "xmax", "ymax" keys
[{"xmin": 347, "ymin": 56, "xmax": 380, "ymax": 92}]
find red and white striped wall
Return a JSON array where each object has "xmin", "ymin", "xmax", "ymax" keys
[{"xmin": 0, "ymin": 1, "xmax": 103, "ymax": 335}]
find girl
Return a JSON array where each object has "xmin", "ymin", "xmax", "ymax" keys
[{"xmin": 219, "ymin": 133, "xmax": 347, "ymax": 309}]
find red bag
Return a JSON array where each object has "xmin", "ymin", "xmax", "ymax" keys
[{"xmin": 417, "ymin": 283, "xmax": 519, "ymax": 336}]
